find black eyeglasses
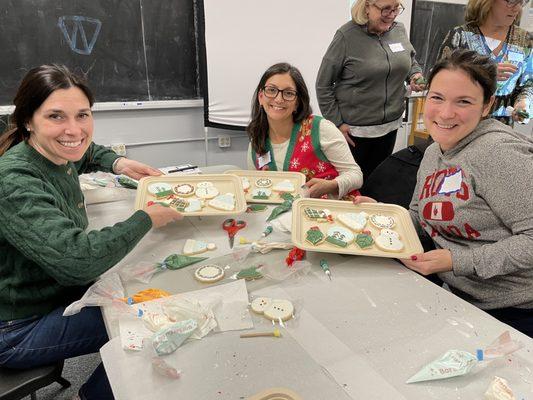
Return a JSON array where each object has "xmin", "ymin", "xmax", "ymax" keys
[
  {"xmin": 262, "ymin": 85, "xmax": 298, "ymax": 101},
  {"xmin": 371, "ymin": 3, "xmax": 405, "ymax": 16},
  {"xmin": 504, "ymin": 0, "xmax": 529, "ymax": 6}
]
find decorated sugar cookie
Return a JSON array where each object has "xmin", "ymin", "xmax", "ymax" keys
[
  {"xmin": 326, "ymin": 226, "xmax": 354, "ymax": 248},
  {"xmin": 208, "ymin": 193, "xmax": 235, "ymax": 211},
  {"xmin": 369, "ymin": 214, "xmax": 396, "ymax": 229},
  {"xmin": 169, "ymin": 198, "xmax": 189, "ymax": 212},
  {"xmin": 194, "ymin": 264, "xmax": 225, "ymax": 283},
  {"xmin": 255, "ymin": 178, "xmax": 273, "ymax": 188},
  {"xmin": 355, "ymin": 232, "xmax": 374, "ymax": 249},
  {"xmin": 380, "ymin": 229, "xmax": 400, "ymax": 239},
  {"xmin": 195, "ymin": 185, "xmax": 219, "ymax": 199},
  {"xmin": 173, "ymin": 183, "xmax": 195, "ymax": 197},
  {"xmin": 148, "ymin": 182, "xmax": 174, "ymax": 199},
  {"xmin": 236, "ymin": 265, "xmax": 263, "ymax": 281},
  {"xmin": 264, "ymin": 299, "xmax": 294, "ymax": 322},
  {"xmin": 251, "ymin": 297, "xmax": 272, "ymax": 314},
  {"xmin": 184, "ymin": 199, "xmax": 204, "ymax": 213},
  {"xmin": 337, "ymin": 212, "xmax": 368, "ymax": 232},
  {"xmin": 272, "ymin": 179, "xmax": 295, "ymax": 192},
  {"xmin": 305, "ymin": 226, "xmax": 326, "ymax": 245},
  {"xmin": 183, "ymin": 239, "xmax": 216, "ymax": 255},
  {"xmin": 196, "ymin": 181, "xmax": 214, "ymax": 189},
  {"xmin": 241, "ymin": 177, "xmax": 251, "ymax": 191},
  {"xmin": 304, "ymin": 207, "xmax": 332, "ymax": 222},
  {"xmin": 251, "ymin": 188, "xmax": 271, "ymax": 200},
  {"xmin": 375, "ymin": 231, "xmax": 404, "ymax": 252}
]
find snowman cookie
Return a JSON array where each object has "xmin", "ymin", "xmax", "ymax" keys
[
  {"xmin": 148, "ymin": 182, "xmax": 174, "ymax": 199},
  {"xmin": 369, "ymin": 214, "xmax": 396, "ymax": 229},
  {"xmin": 272, "ymin": 179, "xmax": 295, "ymax": 193},
  {"xmin": 337, "ymin": 212, "xmax": 368, "ymax": 232},
  {"xmin": 264, "ymin": 299, "xmax": 294, "ymax": 322},
  {"xmin": 194, "ymin": 264, "xmax": 225, "ymax": 283},
  {"xmin": 255, "ymin": 178, "xmax": 273, "ymax": 188},
  {"xmin": 196, "ymin": 181, "xmax": 214, "ymax": 189},
  {"xmin": 173, "ymin": 183, "xmax": 195, "ymax": 197},
  {"xmin": 250, "ymin": 297, "xmax": 273, "ymax": 314},
  {"xmin": 195, "ymin": 185, "xmax": 219, "ymax": 199},
  {"xmin": 375, "ymin": 230, "xmax": 404, "ymax": 252},
  {"xmin": 208, "ymin": 193, "xmax": 236, "ymax": 211},
  {"xmin": 326, "ymin": 226, "xmax": 354, "ymax": 248}
]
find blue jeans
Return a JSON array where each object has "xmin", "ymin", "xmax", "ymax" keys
[{"xmin": 0, "ymin": 306, "xmax": 113, "ymax": 399}]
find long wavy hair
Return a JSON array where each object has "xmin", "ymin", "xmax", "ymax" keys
[
  {"xmin": 246, "ymin": 63, "xmax": 312, "ymax": 156},
  {"xmin": 0, "ymin": 64, "xmax": 94, "ymax": 156},
  {"xmin": 465, "ymin": 0, "xmax": 522, "ymax": 26}
]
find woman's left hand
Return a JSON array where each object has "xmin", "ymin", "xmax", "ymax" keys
[
  {"xmin": 400, "ymin": 249, "xmax": 453, "ymax": 275},
  {"xmin": 304, "ymin": 178, "xmax": 338, "ymax": 198},
  {"xmin": 512, "ymin": 99, "xmax": 529, "ymax": 122},
  {"xmin": 113, "ymin": 158, "xmax": 162, "ymax": 180},
  {"xmin": 409, "ymin": 73, "xmax": 426, "ymax": 92}
]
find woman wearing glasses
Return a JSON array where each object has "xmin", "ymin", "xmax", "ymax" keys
[
  {"xmin": 438, "ymin": 0, "xmax": 532, "ymax": 126},
  {"xmin": 246, "ymin": 63, "xmax": 363, "ymax": 199},
  {"xmin": 316, "ymin": 0, "xmax": 425, "ymax": 181}
]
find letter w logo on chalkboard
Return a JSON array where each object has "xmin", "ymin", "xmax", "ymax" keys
[{"xmin": 58, "ymin": 16, "xmax": 102, "ymax": 56}]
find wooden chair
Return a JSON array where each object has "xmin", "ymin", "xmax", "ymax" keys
[{"xmin": 408, "ymin": 97, "xmax": 430, "ymax": 145}]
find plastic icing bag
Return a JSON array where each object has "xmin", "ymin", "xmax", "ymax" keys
[
  {"xmin": 406, "ymin": 350, "xmax": 478, "ymax": 383},
  {"xmin": 152, "ymin": 319, "xmax": 197, "ymax": 356}
]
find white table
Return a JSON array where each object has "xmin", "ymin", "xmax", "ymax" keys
[{"xmin": 87, "ymin": 167, "xmax": 533, "ymax": 400}]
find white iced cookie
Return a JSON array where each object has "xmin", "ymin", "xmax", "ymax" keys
[
  {"xmin": 370, "ymin": 214, "xmax": 396, "ymax": 229},
  {"xmin": 173, "ymin": 183, "xmax": 194, "ymax": 197},
  {"xmin": 196, "ymin": 181, "xmax": 214, "ymax": 189},
  {"xmin": 184, "ymin": 199, "xmax": 204, "ymax": 213},
  {"xmin": 147, "ymin": 182, "xmax": 173, "ymax": 198},
  {"xmin": 325, "ymin": 226, "xmax": 354, "ymax": 248},
  {"xmin": 208, "ymin": 193, "xmax": 235, "ymax": 211},
  {"xmin": 272, "ymin": 179, "xmax": 295, "ymax": 192},
  {"xmin": 264, "ymin": 299, "xmax": 294, "ymax": 322},
  {"xmin": 183, "ymin": 239, "xmax": 216, "ymax": 255},
  {"xmin": 337, "ymin": 212, "xmax": 368, "ymax": 232},
  {"xmin": 250, "ymin": 297, "xmax": 272, "ymax": 315},
  {"xmin": 380, "ymin": 229, "xmax": 400, "ymax": 239},
  {"xmin": 241, "ymin": 177, "xmax": 250, "ymax": 191},
  {"xmin": 255, "ymin": 178, "xmax": 272, "ymax": 188},
  {"xmin": 194, "ymin": 264, "xmax": 225, "ymax": 283},
  {"xmin": 375, "ymin": 231, "xmax": 404, "ymax": 252},
  {"xmin": 195, "ymin": 186, "xmax": 219, "ymax": 199},
  {"xmin": 251, "ymin": 188, "xmax": 271, "ymax": 199}
]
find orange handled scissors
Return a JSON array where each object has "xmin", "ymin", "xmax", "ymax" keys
[{"xmin": 222, "ymin": 218, "xmax": 246, "ymax": 248}]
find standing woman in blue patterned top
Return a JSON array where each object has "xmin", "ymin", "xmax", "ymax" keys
[{"xmin": 438, "ymin": 0, "xmax": 532, "ymax": 125}]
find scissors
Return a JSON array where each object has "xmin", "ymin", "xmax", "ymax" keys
[{"xmin": 222, "ymin": 218, "xmax": 246, "ymax": 248}]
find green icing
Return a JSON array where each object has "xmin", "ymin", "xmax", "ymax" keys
[
  {"xmin": 356, "ymin": 233, "xmax": 374, "ymax": 249},
  {"xmin": 236, "ymin": 266, "xmax": 263, "ymax": 280},
  {"xmin": 326, "ymin": 236, "xmax": 348, "ymax": 248},
  {"xmin": 306, "ymin": 228, "xmax": 325, "ymax": 245}
]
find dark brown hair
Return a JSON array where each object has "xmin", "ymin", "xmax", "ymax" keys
[
  {"xmin": 246, "ymin": 63, "xmax": 312, "ymax": 156},
  {"xmin": 427, "ymin": 48, "xmax": 497, "ymax": 104},
  {"xmin": 0, "ymin": 64, "xmax": 94, "ymax": 156}
]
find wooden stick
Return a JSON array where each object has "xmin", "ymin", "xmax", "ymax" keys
[{"xmin": 240, "ymin": 329, "xmax": 281, "ymax": 338}]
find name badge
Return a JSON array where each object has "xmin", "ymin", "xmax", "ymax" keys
[
  {"xmin": 438, "ymin": 169, "xmax": 462, "ymax": 195},
  {"xmin": 257, "ymin": 151, "xmax": 271, "ymax": 169},
  {"xmin": 389, "ymin": 42, "xmax": 404, "ymax": 52}
]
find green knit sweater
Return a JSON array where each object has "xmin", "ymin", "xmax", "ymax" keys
[{"xmin": 0, "ymin": 142, "xmax": 152, "ymax": 321}]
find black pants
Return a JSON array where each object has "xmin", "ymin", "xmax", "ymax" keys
[
  {"xmin": 349, "ymin": 129, "xmax": 397, "ymax": 181},
  {"xmin": 485, "ymin": 307, "xmax": 533, "ymax": 338}
]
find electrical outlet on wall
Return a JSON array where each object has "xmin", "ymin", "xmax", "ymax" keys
[
  {"xmin": 111, "ymin": 143, "xmax": 127, "ymax": 156},
  {"xmin": 217, "ymin": 135, "xmax": 231, "ymax": 148}
]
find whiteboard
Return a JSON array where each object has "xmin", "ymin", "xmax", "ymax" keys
[{"xmin": 202, "ymin": 0, "xmax": 412, "ymax": 129}]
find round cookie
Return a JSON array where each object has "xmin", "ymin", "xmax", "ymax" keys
[
  {"xmin": 250, "ymin": 297, "xmax": 272, "ymax": 314},
  {"xmin": 195, "ymin": 185, "xmax": 219, "ymax": 199},
  {"xmin": 196, "ymin": 181, "xmax": 214, "ymax": 189},
  {"xmin": 255, "ymin": 178, "xmax": 272, "ymax": 188},
  {"xmin": 369, "ymin": 214, "xmax": 396, "ymax": 229},
  {"xmin": 263, "ymin": 299, "xmax": 294, "ymax": 322},
  {"xmin": 375, "ymin": 233, "xmax": 404, "ymax": 252},
  {"xmin": 194, "ymin": 264, "xmax": 225, "ymax": 283},
  {"xmin": 173, "ymin": 183, "xmax": 195, "ymax": 197}
]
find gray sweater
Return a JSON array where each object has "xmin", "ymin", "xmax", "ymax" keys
[
  {"xmin": 316, "ymin": 21, "xmax": 421, "ymax": 127},
  {"xmin": 410, "ymin": 119, "xmax": 533, "ymax": 310}
]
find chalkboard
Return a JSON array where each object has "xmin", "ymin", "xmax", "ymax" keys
[
  {"xmin": 0, "ymin": 0, "xmax": 201, "ymax": 105},
  {"xmin": 411, "ymin": 1, "xmax": 466, "ymax": 75}
]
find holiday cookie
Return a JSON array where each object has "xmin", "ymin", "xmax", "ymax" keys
[
  {"xmin": 272, "ymin": 179, "xmax": 295, "ymax": 192},
  {"xmin": 326, "ymin": 226, "xmax": 354, "ymax": 248},
  {"xmin": 251, "ymin": 188, "xmax": 271, "ymax": 200},
  {"xmin": 251, "ymin": 297, "xmax": 272, "ymax": 314},
  {"xmin": 380, "ymin": 229, "xmax": 400, "ymax": 239},
  {"xmin": 148, "ymin": 182, "xmax": 174, "ymax": 199},
  {"xmin": 237, "ymin": 266, "xmax": 263, "ymax": 281},
  {"xmin": 196, "ymin": 181, "xmax": 214, "ymax": 189},
  {"xmin": 304, "ymin": 207, "xmax": 332, "ymax": 222},
  {"xmin": 173, "ymin": 183, "xmax": 195, "ymax": 197},
  {"xmin": 375, "ymin": 231, "xmax": 404, "ymax": 252},
  {"xmin": 194, "ymin": 264, "xmax": 225, "ymax": 283},
  {"xmin": 183, "ymin": 239, "xmax": 216, "ymax": 255},
  {"xmin": 195, "ymin": 185, "xmax": 219, "ymax": 199},
  {"xmin": 355, "ymin": 233, "xmax": 374, "ymax": 249},
  {"xmin": 208, "ymin": 193, "xmax": 235, "ymax": 211},
  {"xmin": 241, "ymin": 177, "xmax": 251, "ymax": 191},
  {"xmin": 184, "ymin": 199, "xmax": 204, "ymax": 213},
  {"xmin": 369, "ymin": 214, "xmax": 396, "ymax": 229},
  {"xmin": 305, "ymin": 226, "xmax": 326, "ymax": 245},
  {"xmin": 169, "ymin": 198, "xmax": 189, "ymax": 212},
  {"xmin": 255, "ymin": 178, "xmax": 273, "ymax": 188},
  {"xmin": 337, "ymin": 212, "xmax": 368, "ymax": 232},
  {"xmin": 264, "ymin": 299, "xmax": 294, "ymax": 322}
]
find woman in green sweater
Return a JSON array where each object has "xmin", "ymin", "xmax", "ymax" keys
[{"xmin": 0, "ymin": 65, "xmax": 182, "ymax": 399}]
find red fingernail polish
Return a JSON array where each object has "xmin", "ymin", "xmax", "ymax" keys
[{"xmin": 411, "ymin": 255, "xmax": 417, "ymax": 261}]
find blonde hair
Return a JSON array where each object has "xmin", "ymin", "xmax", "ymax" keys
[
  {"xmin": 465, "ymin": 0, "xmax": 522, "ymax": 26},
  {"xmin": 352, "ymin": 0, "xmax": 373, "ymax": 25}
]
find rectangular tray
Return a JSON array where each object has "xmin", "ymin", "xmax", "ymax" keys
[
  {"xmin": 224, "ymin": 170, "xmax": 306, "ymax": 204},
  {"xmin": 291, "ymin": 198, "xmax": 423, "ymax": 258},
  {"xmin": 134, "ymin": 174, "xmax": 247, "ymax": 216}
]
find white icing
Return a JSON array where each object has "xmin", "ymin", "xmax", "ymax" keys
[
  {"xmin": 380, "ymin": 229, "xmax": 400, "ymax": 239},
  {"xmin": 148, "ymin": 182, "xmax": 172, "ymax": 195},
  {"xmin": 183, "ymin": 239, "xmax": 209, "ymax": 255},
  {"xmin": 184, "ymin": 199, "xmax": 203, "ymax": 213},
  {"xmin": 194, "ymin": 265, "xmax": 224, "ymax": 282},
  {"xmin": 241, "ymin": 177, "xmax": 250, "ymax": 191},
  {"xmin": 195, "ymin": 186, "xmax": 219, "ymax": 199},
  {"xmin": 326, "ymin": 226, "xmax": 355, "ymax": 245},
  {"xmin": 370, "ymin": 214, "xmax": 396, "ymax": 229},
  {"xmin": 375, "ymin": 233, "xmax": 404, "ymax": 252},
  {"xmin": 337, "ymin": 212, "xmax": 368, "ymax": 232},
  {"xmin": 196, "ymin": 181, "xmax": 214, "ymax": 188},
  {"xmin": 272, "ymin": 179, "xmax": 295, "ymax": 192},
  {"xmin": 255, "ymin": 178, "xmax": 272, "ymax": 188},
  {"xmin": 264, "ymin": 299, "xmax": 294, "ymax": 322},
  {"xmin": 208, "ymin": 193, "xmax": 235, "ymax": 211},
  {"xmin": 173, "ymin": 184, "xmax": 194, "ymax": 196},
  {"xmin": 250, "ymin": 297, "xmax": 272, "ymax": 314}
]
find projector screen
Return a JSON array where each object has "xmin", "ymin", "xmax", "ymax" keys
[{"xmin": 200, "ymin": 0, "xmax": 412, "ymax": 129}]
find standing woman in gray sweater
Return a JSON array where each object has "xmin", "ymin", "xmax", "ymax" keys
[{"xmin": 316, "ymin": 0, "xmax": 425, "ymax": 180}]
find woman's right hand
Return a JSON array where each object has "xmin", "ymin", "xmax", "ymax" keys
[
  {"xmin": 144, "ymin": 204, "xmax": 183, "ymax": 228},
  {"xmin": 497, "ymin": 62, "xmax": 517, "ymax": 81},
  {"xmin": 338, "ymin": 123, "xmax": 355, "ymax": 147},
  {"xmin": 352, "ymin": 195, "xmax": 377, "ymax": 205}
]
